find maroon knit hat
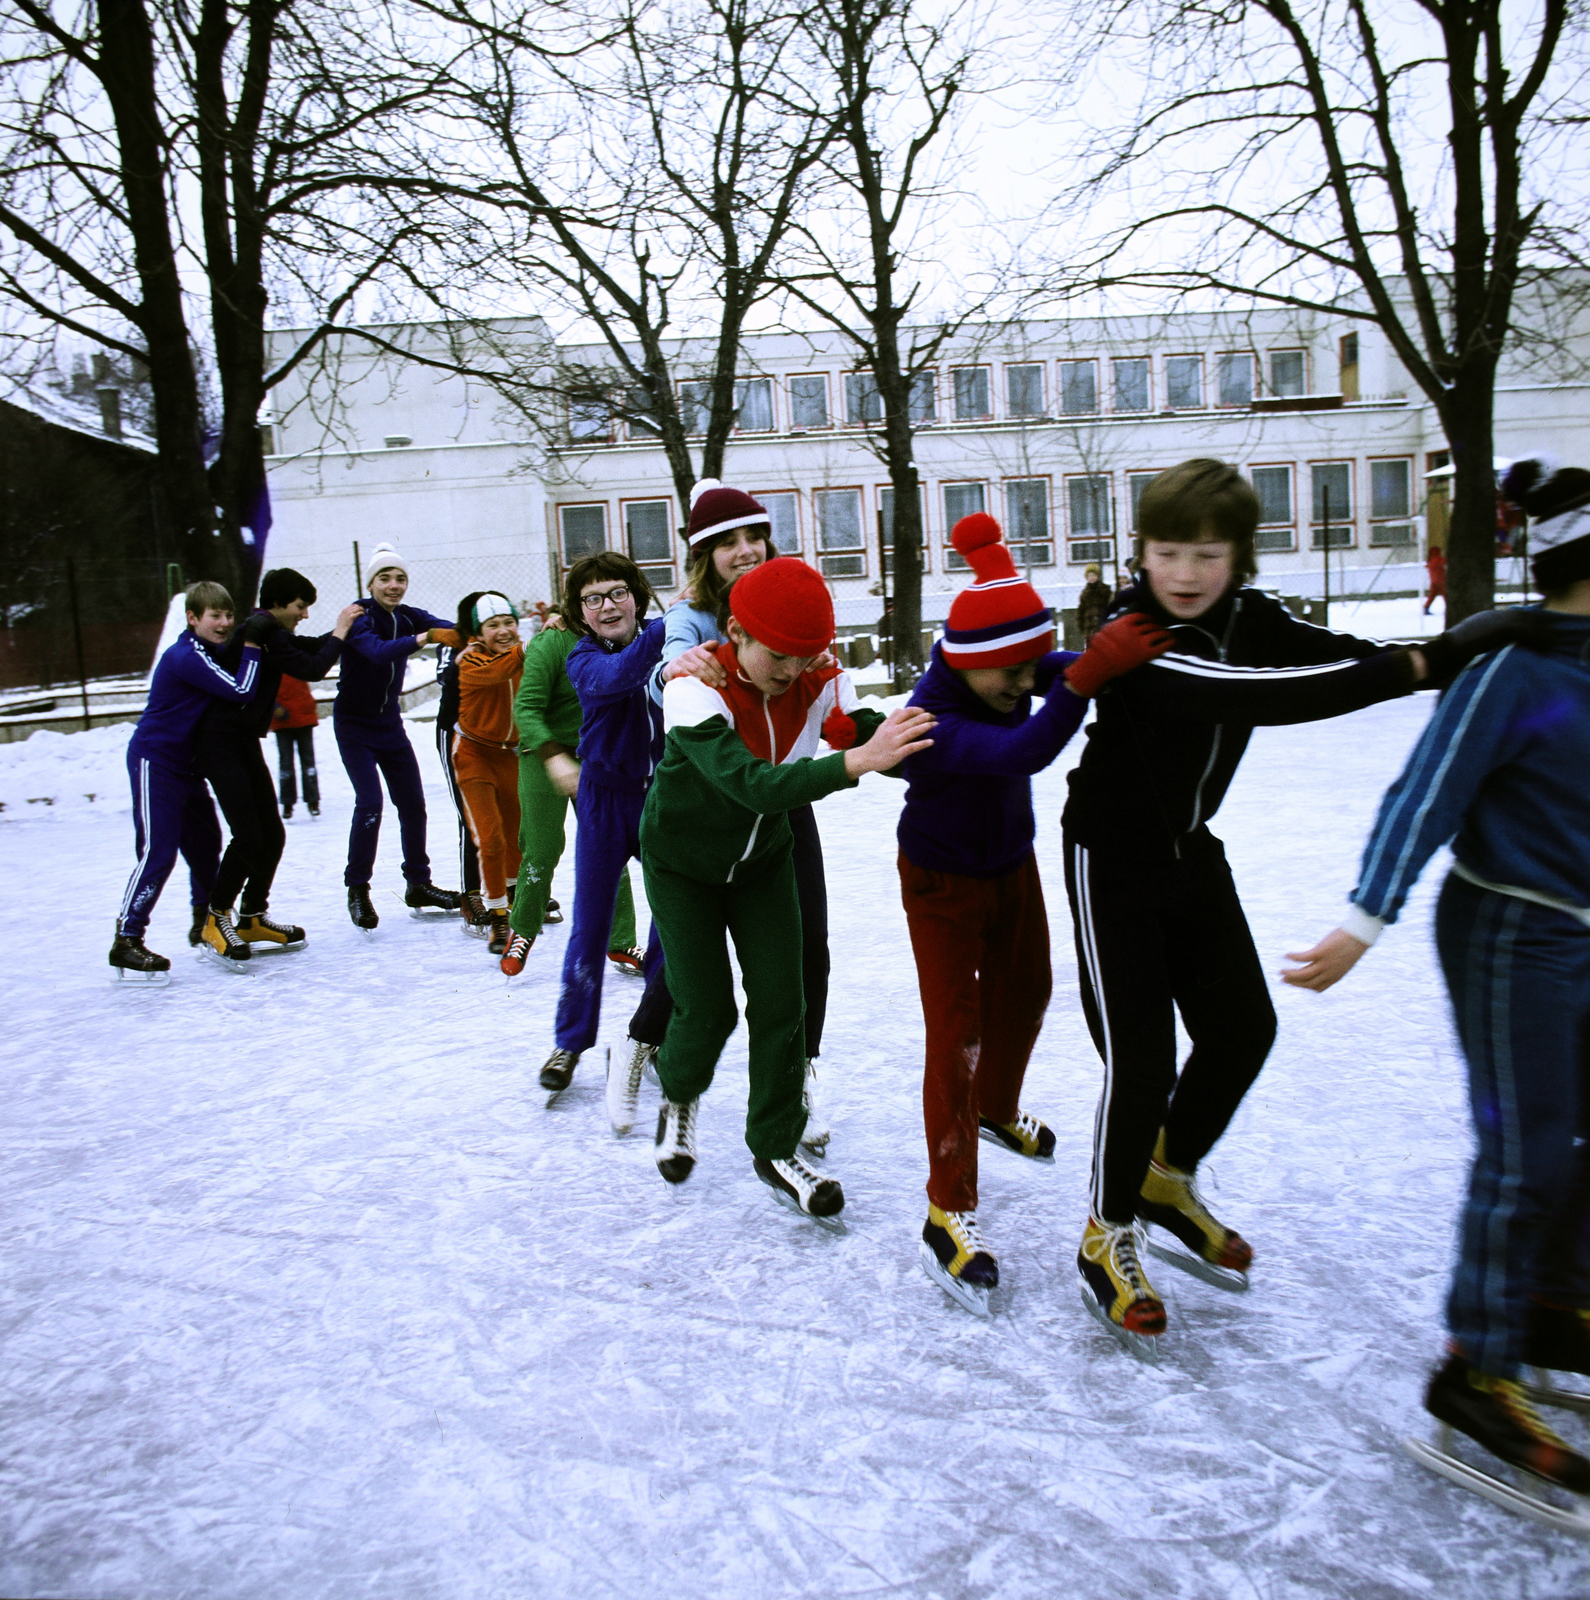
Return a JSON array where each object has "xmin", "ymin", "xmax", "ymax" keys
[
  {"xmin": 729, "ymin": 558, "xmax": 834, "ymax": 657},
  {"xmin": 941, "ymin": 513, "xmax": 1055, "ymax": 668},
  {"xmin": 686, "ymin": 478, "xmax": 771, "ymax": 547}
]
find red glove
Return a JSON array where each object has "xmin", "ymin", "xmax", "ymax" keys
[
  {"xmin": 821, "ymin": 709, "xmax": 858, "ymax": 749},
  {"xmin": 1064, "ymin": 612, "xmax": 1173, "ymax": 697}
]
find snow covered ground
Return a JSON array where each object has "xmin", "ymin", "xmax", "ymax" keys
[{"xmin": 3, "ymin": 684, "xmax": 1586, "ymax": 1600}]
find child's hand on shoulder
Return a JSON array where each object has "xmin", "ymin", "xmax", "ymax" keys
[
  {"xmin": 845, "ymin": 706, "xmax": 935, "ymax": 777},
  {"xmin": 663, "ymin": 643, "xmax": 727, "ymax": 688}
]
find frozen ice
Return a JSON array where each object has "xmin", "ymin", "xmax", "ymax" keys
[{"xmin": 2, "ymin": 676, "xmax": 1585, "ymax": 1597}]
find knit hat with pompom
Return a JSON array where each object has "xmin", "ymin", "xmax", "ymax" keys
[
  {"xmin": 941, "ymin": 514, "xmax": 1055, "ymax": 667},
  {"xmin": 729, "ymin": 557, "xmax": 834, "ymax": 657},
  {"xmin": 685, "ymin": 478, "xmax": 771, "ymax": 547}
]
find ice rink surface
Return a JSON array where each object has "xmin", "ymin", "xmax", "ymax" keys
[{"xmin": 3, "ymin": 630, "xmax": 1586, "ymax": 1598}]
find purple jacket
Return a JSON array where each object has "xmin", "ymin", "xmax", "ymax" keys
[
  {"xmin": 566, "ymin": 617, "xmax": 666, "ymax": 793},
  {"xmin": 898, "ymin": 646, "xmax": 1084, "ymax": 878}
]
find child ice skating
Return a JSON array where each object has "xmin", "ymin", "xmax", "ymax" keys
[
  {"xmin": 335, "ymin": 543, "xmax": 463, "ymax": 930},
  {"xmin": 641, "ymin": 557, "xmax": 931, "ymax": 1219},
  {"xmin": 899, "ymin": 514, "xmax": 1171, "ymax": 1314},
  {"xmin": 110, "ymin": 582, "xmax": 260, "ymax": 980},
  {"xmin": 1060, "ymin": 458, "xmax": 1540, "ymax": 1357},
  {"xmin": 1285, "ymin": 454, "xmax": 1590, "ymax": 1530},
  {"xmin": 271, "ymin": 674, "xmax": 320, "ymax": 819},
  {"xmin": 434, "ymin": 594, "xmax": 489, "ymax": 937}
]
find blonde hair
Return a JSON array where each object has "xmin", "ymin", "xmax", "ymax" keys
[{"xmin": 184, "ymin": 580, "xmax": 233, "ymax": 617}]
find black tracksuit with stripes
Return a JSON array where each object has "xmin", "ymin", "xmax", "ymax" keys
[{"xmin": 1061, "ymin": 582, "xmax": 1416, "ymax": 1224}]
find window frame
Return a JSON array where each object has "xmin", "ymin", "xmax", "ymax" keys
[
  {"xmin": 1164, "ymin": 354, "xmax": 1204, "ymax": 411},
  {"xmin": 1249, "ymin": 462, "xmax": 1297, "ymax": 552},
  {"xmin": 675, "ymin": 380, "xmax": 711, "ymax": 436},
  {"xmin": 941, "ymin": 480, "xmax": 988, "ymax": 570},
  {"xmin": 557, "ymin": 501, "xmax": 610, "ymax": 569},
  {"xmin": 950, "ymin": 364, "xmax": 992, "ymax": 422},
  {"xmin": 843, "ymin": 371, "xmax": 883, "ymax": 428},
  {"xmin": 908, "ymin": 369, "xmax": 938, "ymax": 425},
  {"xmin": 786, "ymin": 372, "xmax": 831, "ymax": 432},
  {"xmin": 733, "ymin": 376, "xmax": 776, "ymax": 434},
  {"xmin": 1004, "ymin": 361, "xmax": 1047, "ymax": 421},
  {"xmin": 1063, "ymin": 471, "xmax": 1114, "ymax": 566},
  {"xmin": 1126, "ymin": 470, "xmax": 1160, "ymax": 538},
  {"xmin": 1001, "ymin": 474, "xmax": 1056, "ymax": 568},
  {"xmin": 1111, "ymin": 356, "xmax": 1152, "ymax": 414},
  {"xmin": 567, "ymin": 397, "xmax": 612, "ymax": 445},
  {"xmin": 619, "ymin": 496, "xmax": 676, "ymax": 591},
  {"xmin": 1309, "ymin": 459, "xmax": 1356, "ymax": 549},
  {"xmin": 812, "ymin": 485, "xmax": 869, "ymax": 580},
  {"xmin": 1267, "ymin": 349, "xmax": 1307, "ymax": 399},
  {"xmin": 1215, "ymin": 351, "xmax": 1256, "ymax": 409},
  {"xmin": 875, "ymin": 483, "xmax": 929, "ymax": 575},
  {"xmin": 1368, "ymin": 455, "xmax": 1416, "ymax": 549},
  {"xmin": 751, "ymin": 489, "xmax": 803, "ymax": 557},
  {"xmin": 1058, "ymin": 359, "xmax": 1100, "ymax": 417}
]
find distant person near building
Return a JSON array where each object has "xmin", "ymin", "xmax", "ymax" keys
[
  {"xmin": 1076, "ymin": 565, "xmax": 1112, "ymax": 642},
  {"xmin": 1424, "ymin": 544, "xmax": 1447, "ymax": 616},
  {"xmin": 272, "ymin": 673, "xmax": 320, "ymax": 819}
]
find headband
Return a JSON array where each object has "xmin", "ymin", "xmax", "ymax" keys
[{"xmin": 472, "ymin": 593, "xmax": 518, "ymax": 630}]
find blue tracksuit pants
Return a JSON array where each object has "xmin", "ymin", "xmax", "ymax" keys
[
  {"xmin": 335, "ymin": 720, "xmax": 432, "ymax": 888},
  {"xmin": 117, "ymin": 752, "xmax": 222, "ymax": 937},
  {"xmin": 554, "ymin": 778, "xmax": 663, "ymax": 1053},
  {"xmin": 1438, "ymin": 873, "xmax": 1590, "ymax": 1376}
]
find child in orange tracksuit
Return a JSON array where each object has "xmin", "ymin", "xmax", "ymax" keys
[{"xmin": 453, "ymin": 592, "xmax": 526, "ymax": 954}]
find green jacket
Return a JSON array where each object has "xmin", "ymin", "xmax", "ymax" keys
[{"xmin": 513, "ymin": 624, "xmax": 582, "ymax": 757}]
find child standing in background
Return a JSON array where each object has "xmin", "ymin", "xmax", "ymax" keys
[{"xmin": 271, "ymin": 674, "xmax": 320, "ymax": 819}]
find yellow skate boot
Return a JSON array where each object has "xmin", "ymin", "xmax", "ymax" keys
[
  {"xmin": 1138, "ymin": 1130, "xmax": 1252, "ymax": 1291},
  {"xmin": 1077, "ymin": 1216, "xmax": 1165, "ymax": 1361}
]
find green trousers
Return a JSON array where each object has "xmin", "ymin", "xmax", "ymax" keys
[
  {"xmin": 511, "ymin": 754, "xmax": 636, "ymax": 948},
  {"xmin": 643, "ymin": 850, "xmax": 807, "ymax": 1160}
]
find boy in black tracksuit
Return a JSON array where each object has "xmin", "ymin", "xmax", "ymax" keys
[
  {"xmin": 194, "ymin": 568, "xmax": 357, "ymax": 961},
  {"xmin": 1066, "ymin": 458, "xmax": 1544, "ymax": 1354}
]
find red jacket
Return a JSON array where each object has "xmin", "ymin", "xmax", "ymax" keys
[{"xmin": 271, "ymin": 673, "xmax": 319, "ymax": 730}]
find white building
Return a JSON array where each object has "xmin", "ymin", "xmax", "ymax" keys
[{"xmin": 262, "ymin": 299, "xmax": 1590, "ymax": 628}]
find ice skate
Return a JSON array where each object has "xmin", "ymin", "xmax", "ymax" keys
[
  {"xmin": 460, "ymin": 890, "xmax": 491, "ymax": 939},
  {"xmin": 607, "ymin": 1039, "xmax": 654, "ymax": 1136},
  {"xmin": 920, "ymin": 1205, "xmax": 997, "ymax": 1317},
  {"xmin": 186, "ymin": 905, "xmax": 207, "ymax": 947},
  {"xmin": 347, "ymin": 885, "xmax": 379, "ymax": 932},
  {"xmin": 542, "ymin": 897, "xmax": 563, "ymax": 924},
  {"xmin": 404, "ymin": 881, "xmax": 462, "ymax": 918},
  {"xmin": 654, "ymin": 1097, "xmax": 698, "ymax": 1184},
  {"xmin": 1137, "ymin": 1131, "xmax": 1252, "ymax": 1292},
  {"xmin": 199, "ymin": 909, "xmax": 252, "ymax": 971},
  {"xmin": 755, "ymin": 1152, "xmax": 844, "ymax": 1224},
  {"xmin": 539, "ymin": 1047, "xmax": 580, "ymax": 1100},
  {"xmin": 282, "ymin": 803, "xmax": 294, "ymax": 820},
  {"xmin": 487, "ymin": 908, "xmax": 511, "ymax": 955},
  {"xmin": 607, "ymin": 945, "xmax": 645, "ymax": 975},
  {"xmin": 978, "ymin": 1110, "xmax": 1055, "ymax": 1162},
  {"xmin": 499, "ymin": 931, "xmax": 532, "ymax": 977},
  {"xmin": 1524, "ymin": 1301, "xmax": 1590, "ymax": 1414},
  {"xmin": 108, "ymin": 934, "xmax": 171, "ymax": 986},
  {"xmin": 1077, "ymin": 1216, "xmax": 1165, "ymax": 1362},
  {"xmin": 798, "ymin": 1059, "xmax": 829, "ymax": 1157},
  {"xmin": 1404, "ymin": 1352, "xmax": 1590, "ymax": 1535},
  {"xmin": 236, "ymin": 913, "xmax": 306, "ymax": 951}
]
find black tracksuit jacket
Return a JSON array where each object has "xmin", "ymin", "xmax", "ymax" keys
[{"xmin": 202, "ymin": 615, "xmax": 344, "ymax": 742}]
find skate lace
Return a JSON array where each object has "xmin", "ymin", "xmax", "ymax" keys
[
  {"xmin": 1011, "ymin": 1110, "xmax": 1044, "ymax": 1143},
  {"xmin": 504, "ymin": 933, "xmax": 529, "ymax": 957},
  {"xmin": 944, "ymin": 1209, "xmax": 990, "ymax": 1257},
  {"xmin": 212, "ymin": 911, "xmax": 242, "ymax": 944},
  {"xmin": 1494, "ymin": 1376, "xmax": 1569, "ymax": 1444},
  {"xmin": 778, "ymin": 1151, "xmax": 824, "ymax": 1190},
  {"xmin": 625, "ymin": 1043, "xmax": 655, "ymax": 1091},
  {"xmin": 1085, "ymin": 1220, "xmax": 1152, "ymax": 1296},
  {"xmin": 668, "ymin": 1099, "xmax": 697, "ymax": 1157}
]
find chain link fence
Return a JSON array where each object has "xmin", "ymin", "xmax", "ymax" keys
[{"xmin": 286, "ymin": 548, "xmax": 560, "ymax": 632}]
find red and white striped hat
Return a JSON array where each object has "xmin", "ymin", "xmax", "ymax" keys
[
  {"xmin": 940, "ymin": 514, "xmax": 1055, "ymax": 668},
  {"xmin": 686, "ymin": 478, "xmax": 771, "ymax": 547}
]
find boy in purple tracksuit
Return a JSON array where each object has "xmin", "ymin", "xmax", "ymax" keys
[
  {"xmin": 111, "ymin": 582, "xmax": 262, "ymax": 980},
  {"xmin": 336, "ymin": 542, "xmax": 463, "ymax": 930}
]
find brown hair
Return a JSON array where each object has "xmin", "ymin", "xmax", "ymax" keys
[
  {"xmin": 686, "ymin": 526, "xmax": 775, "ymax": 623},
  {"xmin": 1137, "ymin": 459, "xmax": 1260, "ymax": 584},
  {"xmin": 184, "ymin": 580, "xmax": 233, "ymax": 617},
  {"xmin": 563, "ymin": 551, "xmax": 656, "ymax": 640}
]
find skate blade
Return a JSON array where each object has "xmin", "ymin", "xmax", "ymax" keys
[
  {"xmin": 407, "ymin": 908, "xmax": 455, "ymax": 920},
  {"xmin": 607, "ymin": 961, "xmax": 644, "ymax": 978},
  {"xmin": 1527, "ymin": 1371, "xmax": 1590, "ymax": 1415},
  {"xmin": 461, "ymin": 922, "xmax": 491, "ymax": 940},
  {"xmin": 198, "ymin": 948, "xmax": 254, "ymax": 975},
  {"xmin": 759, "ymin": 1174, "xmax": 846, "ymax": 1231},
  {"xmin": 239, "ymin": 939, "xmax": 305, "ymax": 954},
  {"xmin": 919, "ymin": 1241, "xmax": 992, "ymax": 1318},
  {"xmin": 109, "ymin": 966, "xmax": 171, "ymax": 987},
  {"xmin": 1077, "ymin": 1274, "xmax": 1161, "ymax": 1364},
  {"xmin": 977, "ymin": 1126, "xmax": 1054, "ymax": 1163},
  {"xmin": 1145, "ymin": 1228, "xmax": 1250, "ymax": 1293},
  {"xmin": 1403, "ymin": 1432, "xmax": 1590, "ymax": 1536}
]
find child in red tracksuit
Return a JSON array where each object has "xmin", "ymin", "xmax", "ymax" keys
[
  {"xmin": 270, "ymin": 674, "xmax": 320, "ymax": 818},
  {"xmin": 452, "ymin": 592, "xmax": 526, "ymax": 954},
  {"xmin": 899, "ymin": 513, "xmax": 1171, "ymax": 1315}
]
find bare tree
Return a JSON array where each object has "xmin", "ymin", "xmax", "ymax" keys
[{"xmin": 1041, "ymin": 0, "xmax": 1587, "ymax": 622}]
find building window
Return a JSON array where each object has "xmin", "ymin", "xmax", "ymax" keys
[
  {"xmin": 814, "ymin": 487, "xmax": 866, "ymax": 578},
  {"xmin": 1006, "ymin": 363, "xmax": 1045, "ymax": 419},
  {"xmin": 1066, "ymin": 474, "xmax": 1113, "ymax": 565},
  {"xmin": 952, "ymin": 366, "xmax": 991, "ymax": 421},
  {"xmin": 1251, "ymin": 465, "xmax": 1295, "ymax": 551},
  {"xmin": 558, "ymin": 503, "xmax": 607, "ymax": 565},
  {"xmin": 1127, "ymin": 471, "xmax": 1158, "ymax": 537},
  {"xmin": 1113, "ymin": 358, "xmax": 1150, "ymax": 412},
  {"xmin": 624, "ymin": 384, "xmax": 662, "ymax": 441},
  {"xmin": 1060, "ymin": 360, "xmax": 1098, "ymax": 415},
  {"xmin": 1339, "ymin": 332, "xmax": 1360, "ymax": 401},
  {"xmin": 1166, "ymin": 355, "xmax": 1202, "ymax": 409},
  {"xmin": 1216, "ymin": 353, "xmax": 1254, "ymax": 407},
  {"xmin": 844, "ymin": 372, "xmax": 882, "ymax": 426},
  {"xmin": 568, "ymin": 398, "xmax": 610, "ymax": 443},
  {"xmin": 1004, "ymin": 478, "xmax": 1053, "ymax": 566},
  {"xmin": 735, "ymin": 377, "xmax": 774, "ymax": 433},
  {"xmin": 623, "ymin": 499, "xmax": 675, "ymax": 589},
  {"xmin": 909, "ymin": 370, "xmax": 937, "ymax": 424},
  {"xmin": 942, "ymin": 481, "xmax": 986, "ymax": 570},
  {"xmin": 789, "ymin": 374, "xmax": 829, "ymax": 430},
  {"xmin": 677, "ymin": 381, "xmax": 710, "ymax": 435},
  {"xmin": 754, "ymin": 491, "xmax": 802, "ymax": 556},
  {"xmin": 1269, "ymin": 351, "xmax": 1305, "ymax": 397},
  {"xmin": 1311, "ymin": 462, "xmax": 1354, "ymax": 548},
  {"xmin": 1369, "ymin": 458, "xmax": 1414, "ymax": 547},
  {"xmin": 879, "ymin": 485, "xmax": 928, "ymax": 574}
]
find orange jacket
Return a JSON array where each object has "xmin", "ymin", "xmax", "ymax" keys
[
  {"xmin": 456, "ymin": 641, "xmax": 525, "ymax": 748},
  {"xmin": 270, "ymin": 673, "xmax": 319, "ymax": 730}
]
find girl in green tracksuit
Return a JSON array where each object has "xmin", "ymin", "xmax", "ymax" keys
[{"xmin": 640, "ymin": 556, "xmax": 934, "ymax": 1220}]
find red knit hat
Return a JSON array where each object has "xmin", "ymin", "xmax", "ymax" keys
[
  {"xmin": 686, "ymin": 478, "xmax": 771, "ymax": 547},
  {"xmin": 941, "ymin": 513, "xmax": 1055, "ymax": 668},
  {"xmin": 729, "ymin": 558, "xmax": 834, "ymax": 656}
]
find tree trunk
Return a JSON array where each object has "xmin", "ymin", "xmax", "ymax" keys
[{"xmin": 1437, "ymin": 384, "xmax": 1498, "ymax": 625}]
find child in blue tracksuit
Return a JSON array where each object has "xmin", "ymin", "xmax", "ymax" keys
[
  {"xmin": 336, "ymin": 543, "xmax": 463, "ymax": 929},
  {"xmin": 1285, "ymin": 454, "xmax": 1590, "ymax": 1501},
  {"xmin": 111, "ymin": 582, "xmax": 262, "ymax": 978}
]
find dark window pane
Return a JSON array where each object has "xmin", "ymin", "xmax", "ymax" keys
[
  {"xmin": 1113, "ymin": 359, "xmax": 1150, "ymax": 412},
  {"xmin": 1166, "ymin": 357, "xmax": 1201, "ymax": 409},
  {"xmin": 678, "ymin": 382, "xmax": 710, "ymax": 434},
  {"xmin": 1067, "ymin": 475, "xmax": 1110, "ymax": 536},
  {"xmin": 735, "ymin": 378, "xmax": 773, "ymax": 432},
  {"xmin": 953, "ymin": 368, "xmax": 989, "ymax": 420},
  {"xmin": 1371, "ymin": 459, "xmax": 1410, "ymax": 519},
  {"xmin": 1128, "ymin": 472, "xmax": 1157, "ymax": 531},
  {"xmin": 1006, "ymin": 478, "xmax": 1049, "ymax": 542},
  {"xmin": 909, "ymin": 371, "xmax": 936, "ymax": 423},
  {"xmin": 816, "ymin": 489, "xmax": 863, "ymax": 550},
  {"xmin": 757, "ymin": 492, "xmax": 800, "ymax": 554},
  {"xmin": 624, "ymin": 500, "xmax": 671, "ymax": 563},
  {"xmin": 790, "ymin": 376, "xmax": 828, "ymax": 429},
  {"xmin": 560, "ymin": 504, "xmax": 606, "ymax": 561},
  {"xmin": 1252, "ymin": 466, "xmax": 1292, "ymax": 525},
  {"xmin": 1060, "ymin": 362, "xmax": 1098, "ymax": 415},
  {"xmin": 1270, "ymin": 351, "xmax": 1305, "ymax": 397},
  {"xmin": 1312, "ymin": 462, "xmax": 1352, "ymax": 521},
  {"xmin": 1007, "ymin": 364, "xmax": 1044, "ymax": 418},
  {"xmin": 1217, "ymin": 353, "xmax": 1253, "ymax": 406},
  {"xmin": 844, "ymin": 373, "xmax": 882, "ymax": 425}
]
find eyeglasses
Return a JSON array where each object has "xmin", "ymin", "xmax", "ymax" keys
[{"xmin": 580, "ymin": 584, "xmax": 631, "ymax": 610}]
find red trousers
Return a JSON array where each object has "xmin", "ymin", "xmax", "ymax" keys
[
  {"xmin": 899, "ymin": 851, "xmax": 1052, "ymax": 1212},
  {"xmin": 452, "ymin": 734, "xmax": 521, "ymax": 903}
]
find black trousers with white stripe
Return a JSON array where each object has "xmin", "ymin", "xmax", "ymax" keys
[{"xmin": 1065, "ymin": 834, "xmax": 1277, "ymax": 1225}]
